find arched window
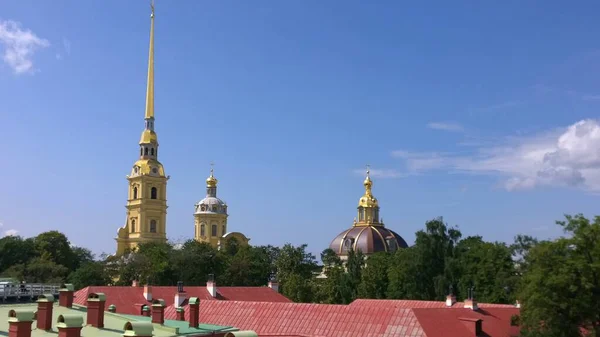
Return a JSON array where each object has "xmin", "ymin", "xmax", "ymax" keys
[
  {"xmin": 151, "ymin": 148, "xmax": 155, "ymax": 156},
  {"xmin": 133, "ymin": 187, "xmax": 138, "ymax": 199},
  {"xmin": 222, "ymin": 225, "xmax": 226, "ymax": 235},
  {"xmin": 200, "ymin": 224, "xmax": 205, "ymax": 236},
  {"xmin": 140, "ymin": 148, "xmax": 143, "ymax": 156},
  {"xmin": 211, "ymin": 224, "xmax": 217, "ymax": 237},
  {"xmin": 358, "ymin": 207, "xmax": 365, "ymax": 222},
  {"xmin": 150, "ymin": 220, "xmax": 157, "ymax": 233},
  {"xmin": 151, "ymin": 187, "xmax": 157, "ymax": 199},
  {"xmin": 144, "ymin": 147, "xmax": 149, "ymax": 155},
  {"xmin": 131, "ymin": 219, "xmax": 136, "ymax": 232}
]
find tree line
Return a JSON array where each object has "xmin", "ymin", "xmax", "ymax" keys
[{"xmin": 0, "ymin": 214, "xmax": 598, "ymax": 337}]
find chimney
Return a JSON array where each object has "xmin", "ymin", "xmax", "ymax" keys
[
  {"xmin": 56, "ymin": 314, "xmax": 83, "ymax": 337},
  {"xmin": 86, "ymin": 292, "xmax": 106, "ymax": 328},
  {"xmin": 445, "ymin": 285, "xmax": 456, "ymax": 307},
  {"xmin": 267, "ymin": 274, "xmax": 279, "ymax": 293},
  {"xmin": 188, "ymin": 297, "xmax": 200, "ymax": 328},
  {"xmin": 59, "ymin": 284, "xmax": 75, "ymax": 308},
  {"xmin": 7, "ymin": 309, "xmax": 35, "ymax": 337},
  {"xmin": 464, "ymin": 287, "xmax": 478, "ymax": 311},
  {"xmin": 123, "ymin": 321, "xmax": 154, "ymax": 337},
  {"xmin": 143, "ymin": 284, "xmax": 152, "ymax": 301},
  {"xmin": 458, "ymin": 317, "xmax": 482, "ymax": 336},
  {"xmin": 36, "ymin": 294, "xmax": 55, "ymax": 331},
  {"xmin": 174, "ymin": 281, "xmax": 187, "ymax": 307},
  {"xmin": 206, "ymin": 274, "xmax": 217, "ymax": 298},
  {"xmin": 151, "ymin": 299, "xmax": 166, "ymax": 325},
  {"xmin": 108, "ymin": 305, "xmax": 116, "ymax": 313},
  {"xmin": 176, "ymin": 308, "xmax": 185, "ymax": 321},
  {"xmin": 141, "ymin": 305, "xmax": 150, "ymax": 317},
  {"xmin": 515, "ymin": 300, "xmax": 521, "ymax": 308},
  {"xmin": 132, "ymin": 280, "xmax": 139, "ymax": 287}
]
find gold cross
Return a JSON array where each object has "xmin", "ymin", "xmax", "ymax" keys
[
  {"xmin": 210, "ymin": 161, "xmax": 215, "ymax": 174},
  {"xmin": 150, "ymin": 0, "xmax": 155, "ymax": 17},
  {"xmin": 366, "ymin": 164, "xmax": 370, "ymax": 175}
]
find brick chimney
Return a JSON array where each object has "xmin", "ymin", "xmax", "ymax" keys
[
  {"xmin": 176, "ymin": 308, "xmax": 185, "ymax": 321},
  {"xmin": 445, "ymin": 286, "xmax": 456, "ymax": 307},
  {"xmin": 141, "ymin": 305, "xmax": 150, "ymax": 317},
  {"xmin": 459, "ymin": 317, "xmax": 482, "ymax": 336},
  {"xmin": 56, "ymin": 314, "xmax": 83, "ymax": 337},
  {"xmin": 143, "ymin": 284, "xmax": 152, "ymax": 301},
  {"xmin": 464, "ymin": 287, "xmax": 478, "ymax": 311},
  {"xmin": 123, "ymin": 321, "xmax": 154, "ymax": 337},
  {"xmin": 8, "ymin": 309, "xmax": 35, "ymax": 337},
  {"xmin": 151, "ymin": 299, "xmax": 166, "ymax": 325},
  {"xmin": 86, "ymin": 292, "xmax": 106, "ymax": 328},
  {"xmin": 174, "ymin": 281, "xmax": 187, "ymax": 307},
  {"xmin": 36, "ymin": 294, "xmax": 55, "ymax": 331},
  {"xmin": 206, "ymin": 274, "xmax": 217, "ymax": 298},
  {"xmin": 188, "ymin": 297, "xmax": 200, "ymax": 328},
  {"xmin": 267, "ymin": 273, "xmax": 279, "ymax": 293},
  {"xmin": 59, "ymin": 284, "xmax": 75, "ymax": 308}
]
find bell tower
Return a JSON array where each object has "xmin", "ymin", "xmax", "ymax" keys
[
  {"xmin": 194, "ymin": 165, "xmax": 228, "ymax": 248},
  {"xmin": 116, "ymin": 1, "xmax": 169, "ymax": 255}
]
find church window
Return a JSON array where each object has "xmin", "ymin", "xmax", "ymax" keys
[
  {"xmin": 150, "ymin": 220, "xmax": 157, "ymax": 233},
  {"xmin": 222, "ymin": 225, "xmax": 226, "ymax": 235},
  {"xmin": 358, "ymin": 208, "xmax": 365, "ymax": 222},
  {"xmin": 211, "ymin": 224, "xmax": 217, "ymax": 236},
  {"xmin": 131, "ymin": 219, "xmax": 136, "ymax": 232},
  {"xmin": 133, "ymin": 187, "xmax": 138, "ymax": 199},
  {"xmin": 151, "ymin": 187, "xmax": 157, "ymax": 199},
  {"xmin": 200, "ymin": 224, "xmax": 205, "ymax": 236},
  {"xmin": 200, "ymin": 205, "xmax": 205, "ymax": 211},
  {"xmin": 151, "ymin": 148, "xmax": 155, "ymax": 156},
  {"xmin": 140, "ymin": 148, "xmax": 143, "ymax": 156},
  {"xmin": 144, "ymin": 147, "xmax": 149, "ymax": 156}
]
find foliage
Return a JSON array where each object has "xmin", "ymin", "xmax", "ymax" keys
[{"xmin": 519, "ymin": 214, "xmax": 600, "ymax": 337}]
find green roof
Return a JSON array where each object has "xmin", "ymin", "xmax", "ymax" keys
[
  {"xmin": 0, "ymin": 303, "xmax": 238, "ymax": 337},
  {"xmin": 118, "ymin": 314, "xmax": 238, "ymax": 335}
]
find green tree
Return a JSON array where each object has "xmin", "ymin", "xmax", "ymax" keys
[
  {"xmin": 34, "ymin": 231, "xmax": 75, "ymax": 269},
  {"xmin": 24, "ymin": 257, "xmax": 69, "ymax": 283},
  {"xmin": 519, "ymin": 214, "xmax": 600, "ymax": 337},
  {"xmin": 0, "ymin": 236, "xmax": 36, "ymax": 274},
  {"xmin": 219, "ymin": 246, "xmax": 271, "ymax": 286},
  {"xmin": 67, "ymin": 262, "xmax": 110, "ymax": 289},
  {"xmin": 453, "ymin": 236, "xmax": 516, "ymax": 303},
  {"xmin": 275, "ymin": 244, "xmax": 317, "ymax": 302},
  {"xmin": 171, "ymin": 240, "xmax": 222, "ymax": 285},
  {"xmin": 358, "ymin": 252, "xmax": 390, "ymax": 299}
]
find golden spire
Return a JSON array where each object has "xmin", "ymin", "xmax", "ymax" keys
[
  {"xmin": 144, "ymin": 0, "xmax": 155, "ymax": 120},
  {"xmin": 206, "ymin": 162, "xmax": 218, "ymax": 187},
  {"xmin": 358, "ymin": 164, "xmax": 378, "ymax": 208},
  {"xmin": 363, "ymin": 164, "xmax": 373, "ymax": 195}
]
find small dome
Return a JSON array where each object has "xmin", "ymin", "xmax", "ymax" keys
[
  {"xmin": 329, "ymin": 225, "xmax": 408, "ymax": 256},
  {"xmin": 194, "ymin": 197, "xmax": 227, "ymax": 214},
  {"xmin": 358, "ymin": 195, "xmax": 378, "ymax": 208},
  {"xmin": 139, "ymin": 129, "xmax": 158, "ymax": 144},
  {"xmin": 206, "ymin": 171, "xmax": 218, "ymax": 188}
]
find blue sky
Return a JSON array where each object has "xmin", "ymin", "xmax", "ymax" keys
[{"xmin": 1, "ymin": 1, "xmax": 600, "ymax": 259}]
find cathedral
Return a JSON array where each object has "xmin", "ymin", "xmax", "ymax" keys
[
  {"xmin": 328, "ymin": 167, "xmax": 409, "ymax": 259},
  {"xmin": 115, "ymin": 4, "xmax": 249, "ymax": 255}
]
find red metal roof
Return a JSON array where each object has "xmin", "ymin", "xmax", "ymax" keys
[
  {"xmin": 73, "ymin": 285, "xmax": 291, "ymax": 316},
  {"xmin": 165, "ymin": 300, "xmax": 426, "ymax": 337},
  {"xmin": 350, "ymin": 299, "xmax": 517, "ymax": 309},
  {"xmin": 412, "ymin": 307, "xmax": 521, "ymax": 337}
]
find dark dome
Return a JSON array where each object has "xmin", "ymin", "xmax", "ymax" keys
[{"xmin": 329, "ymin": 225, "xmax": 408, "ymax": 256}]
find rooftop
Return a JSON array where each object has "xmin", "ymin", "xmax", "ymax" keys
[{"xmin": 0, "ymin": 302, "xmax": 238, "ymax": 337}]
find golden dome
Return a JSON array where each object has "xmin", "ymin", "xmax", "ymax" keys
[
  {"xmin": 139, "ymin": 129, "xmax": 158, "ymax": 144},
  {"xmin": 206, "ymin": 169, "xmax": 218, "ymax": 188},
  {"xmin": 131, "ymin": 159, "xmax": 165, "ymax": 177},
  {"xmin": 358, "ymin": 166, "xmax": 378, "ymax": 207}
]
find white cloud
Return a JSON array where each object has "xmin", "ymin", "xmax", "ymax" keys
[
  {"xmin": 3, "ymin": 229, "xmax": 18, "ymax": 237},
  {"xmin": 0, "ymin": 20, "xmax": 49, "ymax": 74},
  {"xmin": 353, "ymin": 168, "xmax": 405, "ymax": 179},
  {"xmin": 392, "ymin": 119, "xmax": 600, "ymax": 192},
  {"xmin": 426, "ymin": 122, "xmax": 464, "ymax": 132}
]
